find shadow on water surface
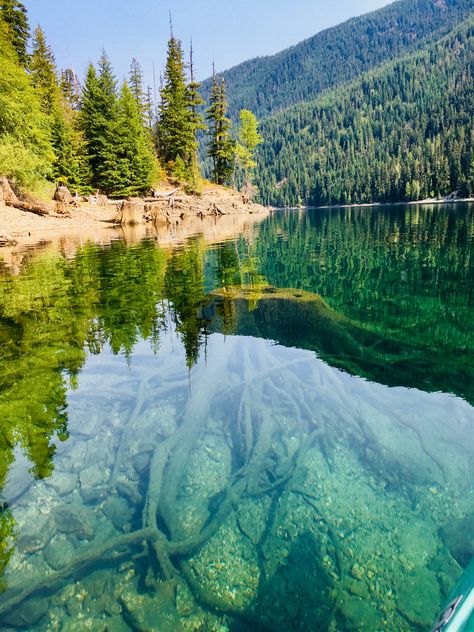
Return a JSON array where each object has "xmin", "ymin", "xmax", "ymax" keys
[{"xmin": 0, "ymin": 204, "xmax": 472, "ymax": 630}]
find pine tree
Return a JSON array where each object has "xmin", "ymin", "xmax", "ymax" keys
[
  {"xmin": 155, "ymin": 33, "xmax": 194, "ymax": 168},
  {"xmin": 80, "ymin": 51, "xmax": 119, "ymax": 191},
  {"xmin": 185, "ymin": 43, "xmax": 205, "ymax": 192},
  {"xmin": 29, "ymin": 26, "xmax": 89, "ymax": 191},
  {"xmin": 206, "ymin": 75, "xmax": 235, "ymax": 185},
  {"xmin": 101, "ymin": 81, "xmax": 157, "ymax": 196},
  {"xmin": 129, "ymin": 58, "xmax": 146, "ymax": 120},
  {"xmin": 188, "ymin": 43, "xmax": 205, "ymax": 135},
  {"xmin": 144, "ymin": 85, "xmax": 155, "ymax": 131},
  {"xmin": 29, "ymin": 25, "xmax": 59, "ymax": 115},
  {"xmin": 51, "ymin": 103, "xmax": 92, "ymax": 192},
  {"xmin": 60, "ymin": 68, "xmax": 80, "ymax": 110},
  {"xmin": 0, "ymin": 0, "xmax": 29, "ymax": 66}
]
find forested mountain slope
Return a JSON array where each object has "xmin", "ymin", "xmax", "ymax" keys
[
  {"xmin": 255, "ymin": 17, "xmax": 474, "ymax": 207},
  {"xmin": 201, "ymin": 0, "xmax": 473, "ymax": 120}
]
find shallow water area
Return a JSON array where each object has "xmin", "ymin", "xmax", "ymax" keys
[{"xmin": 0, "ymin": 204, "xmax": 473, "ymax": 631}]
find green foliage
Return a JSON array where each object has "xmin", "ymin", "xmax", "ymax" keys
[
  {"xmin": 256, "ymin": 18, "xmax": 474, "ymax": 206},
  {"xmin": 236, "ymin": 109, "xmax": 262, "ymax": 190},
  {"xmin": 164, "ymin": 239, "xmax": 207, "ymax": 368},
  {"xmin": 156, "ymin": 35, "xmax": 194, "ymax": 168},
  {"xmin": 29, "ymin": 25, "xmax": 59, "ymax": 115},
  {"xmin": 249, "ymin": 204, "xmax": 474, "ymax": 403},
  {"xmin": 206, "ymin": 77, "xmax": 235, "ymax": 185},
  {"xmin": 51, "ymin": 101, "xmax": 92, "ymax": 193},
  {"xmin": 80, "ymin": 52, "xmax": 123, "ymax": 192},
  {"xmin": 0, "ymin": 19, "xmax": 53, "ymax": 186},
  {"xmin": 0, "ymin": 507, "xmax": 15, "ymax": 594},
  {"xmin": 0, "ymin": 0, "xmax": 29, "ymax": 66},
  {"xmin": 101, "ymin": 81, "xmax": 158, "ymax": 197},
  {"xmin": 201, "ymin": 0, "xmax": 474, "ymax": 121},
  {"xmin": 29, "ymin": 26, "xmax": 91, "ymax": 192},
  {"xmin": 129, "ymin": 57, "xmax": 147, "ymax": 120},
  {"xmin": 60, "ymin": 68, "xmax": 80, "ymax": 110}
]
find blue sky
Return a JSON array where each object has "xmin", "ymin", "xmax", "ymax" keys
[{"xmin": 23, "ymin": 0, "xmax": 391, "ymax": 86}]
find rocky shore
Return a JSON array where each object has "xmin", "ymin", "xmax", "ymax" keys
[{"xmin": 0, "ymin": 180, "xmax": 269, "ymax": 249}]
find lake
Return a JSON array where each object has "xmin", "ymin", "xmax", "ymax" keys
[{"xmin": 0, "ymin": 203, "xmax": 473, "ymax": 631}]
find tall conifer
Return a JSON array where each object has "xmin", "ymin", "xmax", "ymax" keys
[
  {"xmin": 185, "ymin": 43, "xmax": 205, "ymax": 192},
  {"xmin": 30, "ymin": 26, "xmax": 89, "ymax": 190},
  {"xmin": 29, "ymin": 25, "xmax": 59, "ymax": 115},
  {"xmin": 206, "ymin": 76, "xmax": 235, "ymax": 185},
  {"xmin": 155, "ymin": 33, "xmax": 194, "ymax": 168},
  {"xmin": 129, "ymin": 58, "xmax": 147, "ymax": 121},
  {"xmin": 0, "ymin": 0, "xmax": 29, "ymax": 66},
  {"xmin": 80, "ymin": 51, "xmax": 119, "ymax": 191},
  {"xmin": 101, "ymin": 81, "xmax": 157, "ymax": 196}
]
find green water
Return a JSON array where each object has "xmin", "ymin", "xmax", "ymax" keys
[{"xmin": 0, "ymin": 204, "xmax": 473, "ymax": 631}]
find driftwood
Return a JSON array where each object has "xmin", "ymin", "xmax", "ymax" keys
[
  {"xmin": 0, "ymin": 176, "xmax": 54, "ymax": 216},
  {"xmin": 7, "ymin": 200, "xmax": 50, "ymax": 216},
  {"xmin": 0, "ymin": 177, "xmax": 18, "ymax": 205},
  {"xmin": 147, "ymin": 187, "xmax": 180, "ymax": 201}
]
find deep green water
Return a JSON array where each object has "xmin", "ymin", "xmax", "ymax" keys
[{"xmin": 0, "ymin": 203, "xmax": 473, "ymax": 631}]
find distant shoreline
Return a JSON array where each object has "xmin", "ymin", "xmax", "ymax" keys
[{"xmin": 275, "ymin": 197, "xmax": 474, "ymax": 211}]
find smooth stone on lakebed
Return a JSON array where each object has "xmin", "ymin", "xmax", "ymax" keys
[
  {"xmin": 396, "ymin": 567, "xmax": 441, "ymax": 628},
  {"xmin": 102, "ymin": 496, "xmax": 134, "ymax": 531},
  {"xmin": 16, "ymin": 519, "xmax": 55, "ymax": 554},
  {"xmin": 132, "ymin": 450, "xmax": 152, "ymax": 475},
  {"xmin": 79, "ymin": 466, "xmax": 109, "ymax": 503},
  {"xmin": 46, "ymin": 472, "xmax": 78, "ymax": 496},
  {"xmin": 0, "ymin": 596, "xmax": 49, "ymax": 628},
  {"xmin": 440, "ymin": 513, "xmax": 474, "ymax": 568},
  {"xmin": 53, "ymin": 506, "xmax": 96, "ymax": 540},
  {"xmin": 43, "ymin": 537, "xmax": 76, "ymax": 570}
]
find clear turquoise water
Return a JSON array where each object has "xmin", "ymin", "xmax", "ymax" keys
[{"xmin": 0, "ymin": 204, "xmax": 473, "ymax": 631}]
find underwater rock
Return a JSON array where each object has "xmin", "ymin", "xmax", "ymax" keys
[
  {"xmin": 79, "ymin": 466, "xmax": 108, "ymax": 503},
  {"xmin": 428, "ymin": 547, "xmax": 463, "ymax": 599},
  {"xmin": 17, "ymin": 530, "xmax": 52, "ymax": 555},
  {"xmin": 237, "ymin": 498, "xmax": 269, "ymax": 545},
  {"xmin": 132, "ymin": 450, "xmax": 152, "ymax": 475},
  {"xmin": 175, "ymin": 580, "xmax": 195, "ymax": 616},
  {"xmin": 46, "ymin": 472, "xmax": 78, "ymax": 497},
  {"xmin": 43, "ymin": 537, "xmax": 76, "ymax": 570},
  {"xmin": 396, "ymin": 566, "xmax": 441, "ymax": 628},
  {"xmin": 116, "ymin": 480, "xmax": 142, "ymax": 506},
  {"xmin": 336, "ymin": 594, "xmax": 380, "ymax": 631},
  {"xmin": 439, "ymin": 513, "xmax": 474, "ymax": 568},
  {"xmin": 102, "ymin": 496, "xmax": 134, "ymax": 531},
  {"xmin": 254, "ymin": 531, "xmax": 336, "ymax": 630},
  {"xmin": 119, "ymin": 581, "xmax": 179, "ymax": 632},
  {"xmin": 0, "ymin": 595, "xmax": 49, "ymax": 628},
  {"xmin": 53, "ymin": 506, "xmax": 96, "ymax": 540}
]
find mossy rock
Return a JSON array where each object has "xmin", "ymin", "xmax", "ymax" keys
[{"xmin": 396, "ymin": 567, "xmax": 441, "ymax": 628}]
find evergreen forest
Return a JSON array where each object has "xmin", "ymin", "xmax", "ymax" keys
[{"xmin": 255, "ymin": 17, "xmax": 474, "ymax": 206}]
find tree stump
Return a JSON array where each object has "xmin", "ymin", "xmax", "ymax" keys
[
  {"xmin": 115, "ymin": 198, "xmax": 145, "ymax": 225},
  {"xmin": 53, "ymin": 184, "xmax": 74, "ymax": 205}
]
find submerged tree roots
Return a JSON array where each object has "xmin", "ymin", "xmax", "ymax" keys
[{"xmin": 0, "ymin": 339, "xmax": 450, "ymax": 627}]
